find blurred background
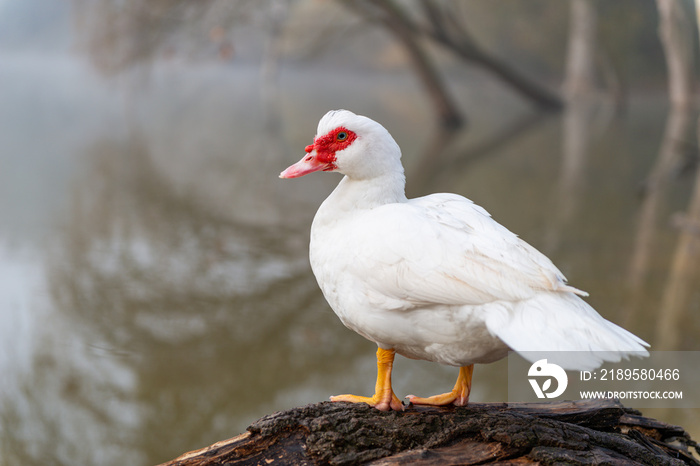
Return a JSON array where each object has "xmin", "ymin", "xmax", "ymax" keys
[{"xmin": 0, "ymin": 0, "xmax": 699, "ymax": 464}]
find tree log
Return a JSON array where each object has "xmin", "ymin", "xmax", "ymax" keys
[{"xmin": 160, "ymin": 400, "xmax": 699, "ymax": 466}]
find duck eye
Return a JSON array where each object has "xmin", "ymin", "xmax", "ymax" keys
[{"xmin": 336, "ymin": 131, "xmax": 348, "ymax": 141}]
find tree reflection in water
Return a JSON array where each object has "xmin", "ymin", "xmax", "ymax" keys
[
  {"xmin": 3, "ymin": 134, "xmax": 357, "ymax": 464},
  {"xmin": 0, "ymin": 74, "xmax": 698, "ymax": 466}
]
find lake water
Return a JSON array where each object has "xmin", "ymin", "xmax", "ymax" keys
[{"xmin": 1, "ymin": 53, "xmax": 698, "ymax": 465}]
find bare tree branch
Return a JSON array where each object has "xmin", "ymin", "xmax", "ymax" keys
[
  {"xmin": 656, "ymin": 0, "xmax": 694, "ymax": 109},
  {"xmin": 564, "ymin": 0, "xmax": 598, "ymax": 99},
  {"xmin": 413, "ymin": 0, "xmax": 563, "ymax": 110},
  {"xmin": 340, "ymin": 0, "xmax": 465, "ymax": 129}
]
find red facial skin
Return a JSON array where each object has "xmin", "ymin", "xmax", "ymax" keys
[
  {"xmin": 311, "ymin": 126, "xmax": 358, "ymax": 171},
  {"xmin": 279, "ymin": 127, "xmax": 358, "ymax": 178}
]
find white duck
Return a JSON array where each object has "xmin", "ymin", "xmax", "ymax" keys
[{"xmin": 280, "ymin": 109, "xmax": 648, "ymax": 411}]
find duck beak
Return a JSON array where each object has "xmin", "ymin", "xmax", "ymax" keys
[{"xmin": 279, "ymin": 150, "xmax": 330, "ymax": 179}]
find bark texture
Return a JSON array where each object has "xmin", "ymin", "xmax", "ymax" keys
[{"xmin": 160, "ymin": 400, "xmax": 699, "ymax": 465}]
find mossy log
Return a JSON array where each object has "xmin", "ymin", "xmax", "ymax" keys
[{"xmin": 160, "ymin": 400, "xmax": 699, "ymax": 465}]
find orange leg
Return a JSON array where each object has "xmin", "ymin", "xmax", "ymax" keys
[
  {"xmin": 406, "ymin": 364, "xmax": 474, "ymax": 407},
  {"xmin": 330, "ymin": 347, "xmax": 403, "ymax": 411}
]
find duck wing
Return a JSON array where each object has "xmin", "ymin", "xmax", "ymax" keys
[{"xmin": 344, "ymin": 193, "xmax": 585, "ymax": 310}]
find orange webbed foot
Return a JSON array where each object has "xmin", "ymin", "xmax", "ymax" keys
[
  {"xmin": 406, "ymin": 365, "xmax": 474, "ymax": 407},
  {"xmin": 330, "ymin": 392, "xmax": 403, "ymax": 411},
  {"xmin": 330, "ymin": 347, "xmax": 404, "ymax": 411}
]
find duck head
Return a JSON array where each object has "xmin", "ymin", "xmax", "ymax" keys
[{"xmin": 280, "ymin": 109, "xmax": 402, "ymax": 181}]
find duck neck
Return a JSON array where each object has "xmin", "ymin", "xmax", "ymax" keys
[{"xmin": 323, "ymin": 171, "xmax": 408, "ymax": 213}]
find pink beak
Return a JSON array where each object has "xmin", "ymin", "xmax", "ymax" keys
[{"xmin": 279, "ymin": 145, "xmax": 332, "ymax": 179}]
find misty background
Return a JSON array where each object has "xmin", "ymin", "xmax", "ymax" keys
[{"xmin": 0, "ymin": 0, "xmax": 699, "ymax": 464}]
